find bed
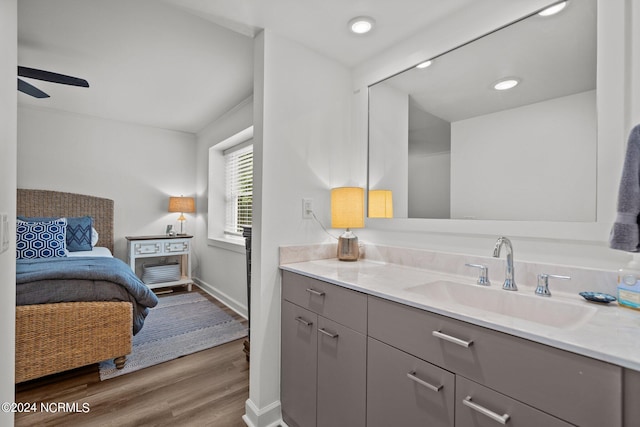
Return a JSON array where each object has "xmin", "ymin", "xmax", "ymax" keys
[{"xmin": 15, "ymin": 189, "xmax": 158, "ymax": 383}]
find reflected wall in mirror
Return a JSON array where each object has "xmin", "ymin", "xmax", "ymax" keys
[{"xmin": 368, "ymin": 0, "xmax": 597, "ymax": 221}]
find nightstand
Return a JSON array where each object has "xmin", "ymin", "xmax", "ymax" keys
[{"xmin": 126, "ymin": 235, "xmax": 193, "ymax": 291}]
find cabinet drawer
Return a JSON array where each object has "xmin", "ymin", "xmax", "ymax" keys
[
  {"xmin": 133, "ymin": 242, "xmax": 162, "ymax": 255},
  {"xmin": 281, "ymin": 301, "xmax": 317, "ymax": 427},
  {"xmin": 368, "ymin": 296, "xmax": 622, "ymax": 427},
  {"xmin": 368, "ymin": 337, "xmax": 454, "ymax": 427},
  {"xmin": 456, "ymin": 376, "xmax": 571, "ymax": 427},
  {"xmin": 282, "ymin": 271, "xmax": 367, "ymax": 334},
  {"xmin": 165, "ymin": 240, "xmax": 189, "ymax": 253},
  {"xmin": 317, "ymin": 317, "xmax": 366, "ymax": 427}
]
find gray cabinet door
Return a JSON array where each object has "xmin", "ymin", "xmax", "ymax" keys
[
  {"xmin": 317, "ymin": 316, "xmax": 366, "ymax": 427},
  {"xmin": 624, "ymin": 368, "xmax": 640, "ymax": 427},
  {"xmin": 455, "ymin": 376, "xmax": 573, "ymax": 427},
  {"xmin": 281, "ymin": 300, "xmax": 317, "ymax": 427},
  {"xmin": 367, "ymin": 337, "xmax": 455, "ymax": 427}
]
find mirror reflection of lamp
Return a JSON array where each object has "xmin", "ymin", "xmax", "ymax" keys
[
  {"xmin": 331, "ymin": 187, "xmax": 364, "ymax": 261},
  {"xmin": 168, "ymin": 196, "xmax": 195, "ymax": 236},
  {"xmin": 368, "ymin": 190, "xmax": 394, "ymax": 219}
]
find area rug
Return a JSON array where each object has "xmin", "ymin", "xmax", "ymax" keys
[{"xmin": 99, "ymin": 291, "xmax": 247, "ymax": 380}]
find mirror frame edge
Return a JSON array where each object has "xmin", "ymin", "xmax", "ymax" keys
[{"xmin": 356, "ymin": 0, "xmax": 628, "ymax": 244}]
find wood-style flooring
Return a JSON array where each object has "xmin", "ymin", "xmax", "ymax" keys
[{"xmin": 15, "ymin": 287, "xmax": 249, "ymax": 427}]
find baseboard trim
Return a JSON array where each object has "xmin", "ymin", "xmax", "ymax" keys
[
  {"xmin": 193, "ymin": 277, "xmax": 248, "ymax": 319},
  {"xmin": 242, "ymin": 398, "xmax": 283, "ymax": 427}
]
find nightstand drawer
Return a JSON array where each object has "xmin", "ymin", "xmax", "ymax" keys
[
  {"xmin": 282, "ymin": 271, "xmax": 367, "ymax": 334},
  {"xmin": 134, "ymin": 242, "xmax": 162, "ymax": 255},
  {"xmin": 165, "ymin": 240, "xmax": 189, "ymax": 253},
  {"xmin": 368, "ymin": 295, "xmax": 622, "ymax": 427}
]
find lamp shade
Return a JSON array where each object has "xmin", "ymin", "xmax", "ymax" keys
[
  {"xmin": 168, "ymin": 196, "xmax": 195, "ymax": 213},
  {"xmin": 368, "ymin": 190, "xmax": 393, "ymax": 218},
  {"xmin": 331, "ymin": 187, "xmax": 364, "ymax": 229}
]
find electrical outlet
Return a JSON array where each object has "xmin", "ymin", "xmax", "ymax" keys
[{"xmin": 302, "ymin": 198, "xmax": 313, "ymax": 219}]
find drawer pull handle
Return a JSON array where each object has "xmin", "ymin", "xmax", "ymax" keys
[
  {"xmin": 306, "ymin": 288, "xmax": 325, "ymax": 297},
  {"xmin": 295, "ymin": 316, "xmax": 313, "ymax": 327},
  {"xmin": 432, "ymin": 330, "xmax": 474, "ymax": 348},
  {"xmin": 463, "ymin": 396, "xmax": 510, "ymax": 425},
  {"xmin": 318, "ymin": 328, "xmax": 339, "ymax": 339},
  {"xmin": 406, "ymin": 371, "xmax": 443, "ymax": 392}
]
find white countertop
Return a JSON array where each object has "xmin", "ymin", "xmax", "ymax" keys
[{"xmin": 281, "ymin": 258, "xmax": 640, "ymax": 371}]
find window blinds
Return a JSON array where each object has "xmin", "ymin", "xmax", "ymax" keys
[{"xmin": 224, "ymin": 142, "xmax": 253, "ymax": 235}]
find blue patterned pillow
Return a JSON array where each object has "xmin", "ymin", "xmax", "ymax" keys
[
  {"xmin": 18, "ymin": 215, "xmax": 93, "ymax": 252},
  {"xmin": 16, "ymin": 218, "xmax": 67, "ymax": 259},
  {"xmin": 65, "ymin": 216, "xmax": 93, "ymax": 251}
]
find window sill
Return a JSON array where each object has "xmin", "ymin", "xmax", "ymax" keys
[{"xmin": 207, "ymin": 236, "xmax": 246, "ymax": 254}]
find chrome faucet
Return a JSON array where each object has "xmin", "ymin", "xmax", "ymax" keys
[
  {"xmin": 492, "ymin": 236, "xmax": 517, "ymax": 291},
  {"xmin": 465, "ymin": 263, "xmax": 491, "ymax": 286},
  {"xmin": 535, "ymin": 273, "xmax": 571, "ymax": 297}
]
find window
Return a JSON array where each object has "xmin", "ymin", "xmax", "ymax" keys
[
  {"xmin": 224, "ymin": 142, "xmax": 253, "ymax": 236},
  {"xmin": 208, "ymin": 126, "xmax": 253, "ymax": 249}
]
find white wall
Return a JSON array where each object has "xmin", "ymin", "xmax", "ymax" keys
[
  {"xmin": 245, "ymin": 30, "xmax": 353, "ymax": 427},
  {"xmin": 353, "ymin": 0, "xmax": 635, "ymax": 271},
  {"xmin": 408, "ymin": 151, "xmax": 450, "ymax": 218},
  {"xmin": 409, "ymin": 106, "xmax": 451, "ymax": 155},
  {"xmin": 450, "ymin": 90, "xmax": 596, "ymax": 221},
  {"xmin": 368, "ymin": 82, "xmax": 408, "ymax": 217},
  {"xmin": 17, "ymin": 106, "xmax": 197, "ymax": 259},
  {"xmin": 0, "ymin": 1, "xmax": 17, "ymax": 424},
  {"xmin": 408, "ymin": 105, "xmax": 451, "ymax": 218},
  {"xmin": 194, "ymin": 97, "xmax": 253, "ymax": 317}
]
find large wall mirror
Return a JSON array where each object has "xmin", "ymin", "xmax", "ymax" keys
[{"xmin": 368, "ymin": 0, "xmax": 597, "ymax": 222}]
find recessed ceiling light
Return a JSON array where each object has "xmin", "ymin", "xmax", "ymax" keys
[
  {"xmin": 538, "ymin": 1, "xmax": 567, "ymax": 17},
  {"xmin": 349, "ymin": 16, "xmax": 375, "ymax": 34},
  {"xmin": 493, "ymin": 78, "xmax": 520, "ymax": 91},
  {"xmin": 416, "ymin": 60, "xmax": 432, "ymax": 69}
]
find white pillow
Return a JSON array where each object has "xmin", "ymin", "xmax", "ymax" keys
[{"xmin": 91, "ymin": 227, "xmax": 99, "ymax": 246}]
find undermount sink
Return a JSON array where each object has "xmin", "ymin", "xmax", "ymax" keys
[{"xmin": 405, "ymin": 280, "xmax": 597, "ymax": 329}]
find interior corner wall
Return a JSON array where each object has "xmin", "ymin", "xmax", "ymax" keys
[
  {"xmin": 368, "ymin": 83, "xmax": 409, "ymax": 217},
  {"xmin": 194, "ymin": 98, "xmax": 253, "ymax": 317},
  {"xmin": 408, "ymin": 107, "xmax": 451, "ymax": 219},
  {"xmin": 0, "ymin": 0, "xmax": 17, "ymax": 423},
  {"xmin": 245, "ymin": 30, "xmax": 353, "ymax": 427},
  {"xmin": 408, "ymin": 151, "xmax": 450, "ymax": 218},
  {"xmin": 17, "ymin": 106, "xmax": 197, "ymax": 259}
]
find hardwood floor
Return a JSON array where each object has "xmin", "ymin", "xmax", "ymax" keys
[{"xmin": 15, "ymin": 287, "xmax": 250, "ymax": 427}]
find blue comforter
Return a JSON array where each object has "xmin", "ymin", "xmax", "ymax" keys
[{"xmin": 16, "ymin": 257, "xmax": 159, "ymax": 335}]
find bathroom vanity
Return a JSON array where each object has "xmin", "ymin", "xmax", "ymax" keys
[{"xmin": 280, "ymin": 257, "xmax": 640, "ymax": 427}]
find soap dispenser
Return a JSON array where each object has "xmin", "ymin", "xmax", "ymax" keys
[{"xmin": 617, "ymin": 253, "xmax": 640, "ymax": 310}]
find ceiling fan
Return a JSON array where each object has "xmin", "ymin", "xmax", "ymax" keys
[{"xmin": 17, "ymin": 66, "xmax": 89, "ymax": 99}]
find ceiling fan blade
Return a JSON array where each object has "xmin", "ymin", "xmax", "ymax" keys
[
  {"xmin": 18, "ymin": 66, "xmax": 89, "ymax": 87},
  {"xmin": 17, "ymin": 78, "xmax": 50, "ymax": 98}
]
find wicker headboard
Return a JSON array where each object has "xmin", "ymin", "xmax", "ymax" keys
[{"xmin": 17, "ymin": 189, "xmax": 115, "ymax": 254}]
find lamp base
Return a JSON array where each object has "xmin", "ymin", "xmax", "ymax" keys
[{"xmin": 337, "ymin": 230, "xmax": 359, "ymax": 261}]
